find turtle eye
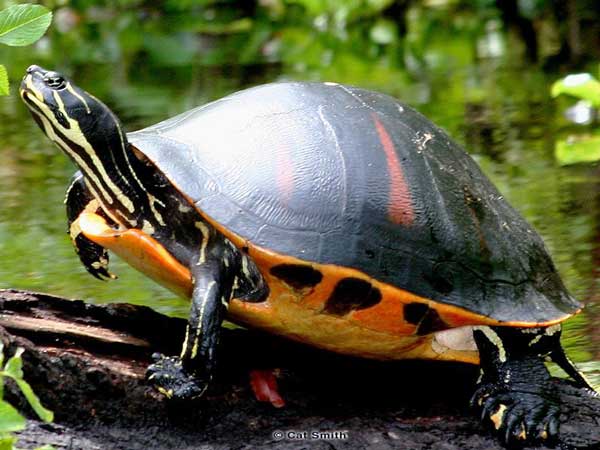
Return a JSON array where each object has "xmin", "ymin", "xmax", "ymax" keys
[{"xmin": 44, "ymin": 73, "xmax": 66, "ymax": 90}]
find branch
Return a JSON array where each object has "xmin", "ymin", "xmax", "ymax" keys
[{"xmin": 0, "ymin": 288, "xmax": 598, "ymax": 450}]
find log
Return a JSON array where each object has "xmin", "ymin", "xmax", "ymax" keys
[{"xmin": 0, "ymin": 288, "xmax": 598, "ymax": 450}]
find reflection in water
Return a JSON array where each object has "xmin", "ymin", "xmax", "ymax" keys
[{"xmin": 0, "ymin": 12, "xmax": 598, "ymax": 383}]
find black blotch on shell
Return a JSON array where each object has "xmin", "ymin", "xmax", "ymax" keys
[
  {"xmin": 404, "ymin": 302, "xmax": 447, "ymax": 335},
  {"xmin": 323, "ymin": 278, "xmax": 382, "ymax": 316},
  {"xmin": 404, "ymin": 303, "xmax": 429, "ymax": 325},
  {"xmin": 270, "ymin": 264, "xmax": 323, "ymax": 290}
]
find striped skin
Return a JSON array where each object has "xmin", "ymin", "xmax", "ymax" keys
[
  {"xmin": 21, "ymin": 67, "xmax": 231, "ymax": 277},
  {"xmin": 21, "ymin": 68, "xmax": 166, "ymax": 235},
  {"xmin": 21, "ymin": 66, "xmax": 268, "ymax": 401},
  {"xmin": 65, "ymin": 172, "xmax": 115, "ymax": 280}
]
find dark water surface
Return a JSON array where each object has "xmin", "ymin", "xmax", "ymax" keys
[{"xmin": 1, "ymin": 50, "xmax": 599, "ymax": 385}]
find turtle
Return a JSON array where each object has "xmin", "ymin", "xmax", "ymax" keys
[{"xmin": 20, "ymin": 65, "xmax": 597, "ymax": 445}]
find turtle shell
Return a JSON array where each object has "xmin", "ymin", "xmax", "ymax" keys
[{"xmin": 128, "ymin": 82, "xmax": 580, "ymax": 324}]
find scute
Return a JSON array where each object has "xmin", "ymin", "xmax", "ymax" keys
[{"xmin": 128, "ymin": 82, "xmax": 580, "ymax": 324}]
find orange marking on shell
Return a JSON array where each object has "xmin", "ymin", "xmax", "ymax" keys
[
  {"xmin": 351, "ymin": 293, "xmax": 418, "ymax": 335},
  {"xmin": 275, "ymin": 147, "xmax": 295, "ymax": 205},
  {"xmin": 372, "ymin": 113, "xmax": 414, "ymax": 225}
]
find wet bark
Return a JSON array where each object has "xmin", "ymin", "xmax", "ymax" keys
[{"xmin": 0, "ymin": 288, "xmax": 598, "ymax": 450}]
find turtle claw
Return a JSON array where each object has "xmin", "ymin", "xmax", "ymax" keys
[
  {"xmin": 89, "ymin": 265, "xmax": 117, "ymax": 281},
  {"xmin": 146, "ymin": 353, "xmax": 208, "ymax": 401},
  {"xmin": 479, "ymin": 393, "xmax": 503, "ymax": 422},
  {"xmin": 472, "ymin": 382, "xmax": 560, "ymax": 446}
]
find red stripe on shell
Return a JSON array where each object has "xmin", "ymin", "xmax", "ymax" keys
[
  {"xmin": 275, "ymin": 147, "xmax": 295, "ymax": 205},
  {"xmin": 372, "ymin": 113, "xmax": 414, "ymax": 225}
]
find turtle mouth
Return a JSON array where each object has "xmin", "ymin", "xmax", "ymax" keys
[
  {"xmin": 20, "ymin": 70, "xmax": 48, "ymax": 104},
  {"xmin": 20, "ymin": 88, "xmax": 42, "ymax": 114},
  {"xmin": 20, "ymin": 83, "xmax": 41, "ymax": 108},
  {"xmin": 20, "ymin": 73, "xmax": 48, "ymax": 115},
  {"xmin": 19, "ymin": 74, "xmax": 32, "ymax": 100},
  {"xmin": 20, "ymin": 88, "xmax": 32, "ymax": 103},
  {"xmin": 19, "ymin": 86, "xmax": 52, "ymax": 132}
]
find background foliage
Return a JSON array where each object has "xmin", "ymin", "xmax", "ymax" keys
[{"xmin": 0, "ymin": 0, "xmax": 600, "ymax": 406}]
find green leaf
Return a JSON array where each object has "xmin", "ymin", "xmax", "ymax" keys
[
  {"xmin": 0, "ymin": 434, "xmax": 18, "ymax": 450},
  {"xmin": 0, "ymin": 64, "xmax": 9, "ymax": 96},
  {"xmin": 551, "ymin": 73, "xmax": 600, "ymax": 107},
  {"xmin": 555, "ymin": 134, "xmax": 600, "ymax": 165},
  {"xmin": 14, "ymin": 379, "xmax": 53, "ymax": 423},
  {"xmin": 3, "ymin": 348, "xmax": 23, "ymax": 380},
  {"xmin": 0, "ymin": 4, "xmax": 52, "ymax": 47},
  {"xmin": 0, "ymin": 343, "xmax": 4, "ymax": 401},
  {"xmin": 1, "ymin": 348, "xmax": 53, "ymax": 422},
  {"xmin": 0, "ymin": 401, "xmax": 26, "ymax": 433}
]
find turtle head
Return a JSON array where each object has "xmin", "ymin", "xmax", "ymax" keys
[
  {"xmin": 20, "ymin": 65, "xmax": 123, "ymax": 147},
  {"xmin": 20, "ymin": 65, "xmax": 141, "ymax": 227}
]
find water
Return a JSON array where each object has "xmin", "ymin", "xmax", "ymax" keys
[{"xmin": 0, "ymin": 20, "xmax": 599, "ymax": 383}]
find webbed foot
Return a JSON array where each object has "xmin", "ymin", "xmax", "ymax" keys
[
  {"xmin": 471, "ymin": 380, "xmax": 560, "ymax": 445},
  {"xmin": 146, "ymin": 353, "xmax": 208, "ymax": 401}
]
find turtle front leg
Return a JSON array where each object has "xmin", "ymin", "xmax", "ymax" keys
[
  {"xmin": 147, "ymin": 236, "xmax": 236, "ymax": 400},
  {"xmin": 471, "ymin": 325, "xmax": 596, "ymax": 445},
  {"xmin": 65, "ymin": 172, "xmax": 115, "ymax": 280}
]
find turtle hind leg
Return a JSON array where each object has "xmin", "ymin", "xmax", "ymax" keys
[{"xmin": 471, "ymin": 325, "xmax": 594, "ymax": 445}]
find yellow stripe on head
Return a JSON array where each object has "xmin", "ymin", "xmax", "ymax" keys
[
  {"xmin": 21, "ymin": 69, "xmax": 140, "ymax": 228},
  {"xmin": 50, "ymin": 90, "xmax": 136, "ymax": 215},
  {"xmin": 66, "ymin": 82, "xmax": 91, "ymax": 114}
]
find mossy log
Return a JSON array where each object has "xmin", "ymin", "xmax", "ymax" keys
[{"xmin": 0, "ymin": 288, "xmax": 598, "ymax": 450}]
